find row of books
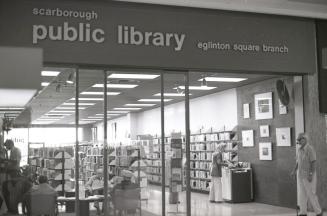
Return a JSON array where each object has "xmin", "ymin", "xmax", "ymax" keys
[
  {"xmin": 190, "ymin": 132, "xmax": 232, "ymax": 142},
  {"xmin": 191, "ymin": 179, "xmax": 210, "ymax": 191},
  {"xmin": 190, "ymin": 170, "xmax": 210, "ymax": 179},
  {"xmin": 148, "ymin": 174, "xmax": 162, "ymax": 183},
  {"xmin": 29, "ymin": 147, "xmax": 74, "ymax": 159},
  {"xmin": 147, "ymin": 167, "xmax": 161, "ymax": 174},
  {"xmin": 191, "ymin": 152, "xmax": 212, "ymax": 161},
  {"xmin": 190, "ymin": 161, "xmax": 211, "ymax": 170}
]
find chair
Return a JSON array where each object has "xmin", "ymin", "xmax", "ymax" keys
[
  {"xmin": 26, "ymin": 193, "xmax": 58, "ymax": 216},
  {"xmin": 113, "ymin": 188, "xmax": 141, "ymax": 216}
]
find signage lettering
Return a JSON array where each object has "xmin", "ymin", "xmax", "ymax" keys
[
  {"xmin": 32, "ymin": 22, "xmax": 105, "ymax": 44},
  {"xmin": 118, "ymin": 25, "xmax": 186, "ymax": 51}
]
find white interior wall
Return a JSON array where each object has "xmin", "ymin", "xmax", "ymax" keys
[{"xmin": 103, "ymin": 88, "xmax": 238, "ymax": 141}]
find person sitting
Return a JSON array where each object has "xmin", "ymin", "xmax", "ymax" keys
[
  {"xmin": 111, "ymin": 170, "xmax": 139, "ymax": 215},
  {"xmin": 30, "ymin": 175, "xmax": 57, "ymax": 195},
  {"xmin": 112, "ymin": 170, "xmax": 137, "ymax": 192},
  {"xmin": 23, "ymin": 175, "xmax": 57, "ymax": 216},
  {"xmin": 85, "ymin": 169, "xmax": 104, "ymax": 215}
]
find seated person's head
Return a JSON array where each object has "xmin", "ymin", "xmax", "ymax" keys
[
  {"xmin": 96, "ymin": 168, "xmax": 103, "ymax": 178},
  {"xmin": 38, "ymin": 175, "xmax": 48, "ymax": 184},
  {"xmin": 121, "ymin": 170, "xmax": 134, "ymax": 182}
]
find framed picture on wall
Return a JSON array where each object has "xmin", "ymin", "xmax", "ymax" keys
[
  {"xmin": 259, "ymin": 142, "xmax": 272, "ymax": 160},
  {"xmin": 242, "ymin": 130, "xmax": 254, "ymax": 147},
  {"xmin": 260, "ymin": 125, "xmax": 270, "ymax": 137},
  {"xmin": 279, "ymin": 100, "xmax": 288, "ymax": 115},
  {"xmin": 254, "ymin": 92, "xmax": 273, "ymax": 120},
  {"xmin": 243, "ymin": 103, "xmax": 250, "ymax": 119},
  {"xmin": 276, "ymin": 127, "xmax": 291, "ymax": 146}
]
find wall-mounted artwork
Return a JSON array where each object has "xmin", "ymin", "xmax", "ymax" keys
[
  {"xmin": 255, "ymin": 92, "xmax": 273, "ymax": 120},
  {"xmin": 279, "ymin": 100, "xmax": 288, "ymax": 115},
  {"xmin": 242, "ymin": 130, "xmax": 254, "ymax": 147},
  {"xmin": 260, "ymin": 125, "xmax": 270, "ymax": 137},
  {"xmin": 243, "ymin": 103, "xmax": 250, "ymax": 119},
  {"xmin": 259, "ymin": 142, "xmax": 272, "ymax": 160},
  {"xmin": 276, "ymin": 127, "xmax": 291, "ymax": 146}
]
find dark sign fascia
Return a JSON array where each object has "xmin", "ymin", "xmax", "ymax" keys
[{"xmin": 0, "ymin": 0, "xmax": 317, "ymax": 74}]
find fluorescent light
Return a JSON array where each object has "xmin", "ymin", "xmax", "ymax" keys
[
  {"xmin": 82, "ymin": 118, "xmax": 102, "ymax": 121},
  {"xmin": 32, "ymin": 121, "xmax": 53, "ymax": 124},
  {"xmin": 199, "ymin": 77, "xmax": 247, "ymax": 82},
  {"xmin": 108, "ymin": 73, "xmax": 159, "ymax": 79},
  {"xmin": 56, "ymin": 107, "xmax": 86, "ymax": 110},
  {"xmin": 92, "ymin": 84, "xmax": 138, "ymax": 89},
  {"xmin": 38, "ymin": 118, "xmax": 61, "ymax": 121},
  {"xmin": 125, "ymin": 104, "xmax": 155, "ymax": 107},
  {"xmin": 0, "ymin": 89, "xmax": 37, "ymax": 107},
  {"xmin": 138, "ymin": 99, "xmax": 172, "ymax": 102},
  {"xmin": 96, "ymin": 113, "xmax": 120, "ymax": 116},
  {"xmin": 41, "ymin": 71, "xmax": 60, "ymax": 77},
  {"xmin": 70, "ymin": 98, "xmax": 103, "ymax": 101},
  {"xmin": 87, "ymin": 116, "xmax": 104, "ymax": 119},
  {"xmin": 81, "ymin": 91, "xmax": 121, "ymax": 96},
  {"xmin": 0, "ymin": 107, "xmax": 24, "ymax": 110},
  {"xmin": 114, "ymin": 108, "xmax": 142, "ymax": 111},
  {"xmin": 176, "ymin": 86, "xmax": 216, "ymax": 90},
  {"xmin": 41, "ymin": 82, "xmax": 50, "ymax": 87},
  {"xmin": 45, "ymin": 113, "xmax": 71, "ymax": 116},
  {"xmin": 154, "ymin": 93, "xmax": 191, "ymax": 97},
  {"xmin": 49, "ymin": 110, "xmax": 75, "ymax": 113},
  {"xmin": 62, "ymin": 103, "xmax": 95, "ymax": 106},
  {"xmin": 107, "ymin": 111, "xmax": 129, "ymax": 114}
]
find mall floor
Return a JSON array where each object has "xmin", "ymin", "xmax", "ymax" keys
[{"xmin": 7, "ymin": 185, "xmax": 303, "ymax": 216}]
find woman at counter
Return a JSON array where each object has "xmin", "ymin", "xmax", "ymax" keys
[{"xmin": 209, "ymin": 143, "xmax": 227, "ymax": 203}]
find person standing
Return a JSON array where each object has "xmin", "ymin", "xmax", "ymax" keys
[
  {"xmin": 4, "ymin": 139, "xmax": 21, "ymax": 178},
  {"xmin": 4, "ymin": 139, "xmax": 21, "ymax": 170},
  {"xmin": 209, "ymin": 143, "xmax": 226, "ymax": 203},
  {"xmin": 291, "ymin": 133, "xmax": 323, "ymax": 216}
]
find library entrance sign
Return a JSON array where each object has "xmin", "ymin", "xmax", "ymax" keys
[{"xmin": 0, "ymin": 0, "xmax": 317, "ymax": 74}]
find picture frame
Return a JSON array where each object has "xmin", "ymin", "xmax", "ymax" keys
[
  {"xmin": 242, "ymin": 130, "xmax": 254, "ymax": 147},
  {"xmin": 260, "ymin": 125, "xmax": 270, "ymax": 137},
  {"xmin": 255, "ymin": 92, "xmax": 273, "ymax": 120},
  {"xmin": 243, "ymin": 103, "xmax": 250, "ymax": 119},
  {"xmin": 276, "ymin": 127, "xmax": 291, "ymax": 146},
  {"xmin": 279, "ymin": 100, "xmax": 288, "ymax": 115},
  {"xmin": 259, "ymin": 142, "xmax": 272, "ymax": 160}
]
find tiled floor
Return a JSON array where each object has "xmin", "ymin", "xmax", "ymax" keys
[
  {"xmin": 143, "ymin": 185, "xmax": 296, "ymax": 216},
  {"xmin": 4, "ymin": 185, "xmax": 323, "ymax": 216}
]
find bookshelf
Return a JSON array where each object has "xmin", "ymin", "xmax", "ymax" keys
[
  {"xmin": 29, "ymin": 146, "xmax": 74, "ymax": 195},
  {"xmin": 147, "ymin": 130, "xmax": 239, "ymax": 193}
]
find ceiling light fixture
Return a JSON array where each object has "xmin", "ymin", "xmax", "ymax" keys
[
  {"xmin": 56, "ymin": 107, "xmax": 86, "ymax": 110},
  {"xmin": 81, "ymin": 91, "xmax": 121, "ymax": 95},
  {"xmin": 66, "ymin": 72, "xmax": 75, "ymax": 84},
  {"xmin": 154, "ymin": 93, "xmax": 191, "ymax": 97},
  {"xmin": 41, "ymin": 71, "xmax": 60, "ymax": 77},
  {"xmin": 41, "ymin": 82, "xmax": 50, "ymax": 87},
  {"xmin": 176, "ymin": 86, "xmax": 216, "ymax": 90},
  {"xmin": 114, "ymin": 107, "xmax": 142, "ymax": 110},
  {"xmin": 63, "ymin": 103, "xmax": 95, "ymax": 106},
  {"xmin": 70, "ymin": 98, "xmax": 104, "ymax": 101},
  {"xmin": 138, "ymin": 99, "xmax": 172, "ymax": 102},
  {"xmin": 107, "ymin": 111, "xmax": 129, "ymax": 114},
  {"xmin": 96, "ymin": 113, "xmax": 121, "ymax": 116},
  {"xmin": 92, "ymin": 84, "xmax": 138, "ymax": 89},
  {"xmin": 108, "ymin": 73, "xmax": 160, "ymax": 80},
  {"xmin": 49, "ymin": 110, "xmax": 75, "ymax": 113},
  {"xmin": 199, "ymin": 77, "xmax": 247, "ymax": 82},
  {"xmin": 125, "ymin": 104, "xmax": 155, "ymax": 107}
]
